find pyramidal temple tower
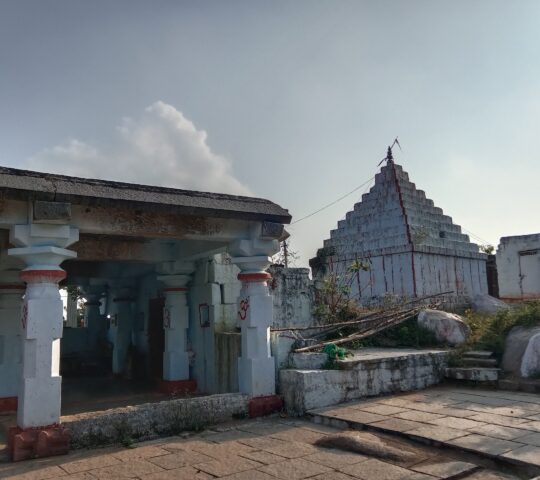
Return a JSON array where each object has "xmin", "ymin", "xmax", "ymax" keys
[{"xmin": 310, "ymin": 150, "xmax": 488, "ymax": 306}]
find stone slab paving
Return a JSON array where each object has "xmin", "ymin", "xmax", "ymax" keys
[
  {"xmin": 0, "ymin": 415, "xmax": 521, "ymax": 480},
  {"xmin": 310, "ymin": 386, "xmax": 540, "ymax": 471}
]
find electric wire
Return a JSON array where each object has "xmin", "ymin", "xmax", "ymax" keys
[{"xmin": 291, "ymin": 175, "xmax": 375, "ymax": 225}]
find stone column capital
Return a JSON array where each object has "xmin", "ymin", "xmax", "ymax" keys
[
  {"xmin": 229, "ymin": 238, "xmax": 279, "ymax": 258},
  {"xmin": 79, "ymin": 284, "xmax": 106, "ymax": 304},
  {"xmin": 158, "ymin": 274, "xmax": 192, "ymax": 291},
  {"xmin": 232, "ymin": 256, "xmax": 272, "ymax": 283}
]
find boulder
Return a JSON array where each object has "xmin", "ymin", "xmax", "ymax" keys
[
  {"xmin": 418, "ymin": 309, "xmax": 469, "ymax": 345},
  {"xmin": 502, "ymin": 326, "xmax": 540, "ymax": 377},
  {"xmin": 471, "ymin": 294, "xmax": 509, "ymax": 314},
  {"xmin": 521, "ymin": 333, "xmax": 540, "ymax": 378}
]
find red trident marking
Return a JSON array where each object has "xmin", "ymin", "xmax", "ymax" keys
[
  {"xmin": 21, "ymin": 303, "xmax": 28, "ymax": 330},
  {"xmin": 238, "ymin": 298, "xmax": 250, "ymax": 321}
]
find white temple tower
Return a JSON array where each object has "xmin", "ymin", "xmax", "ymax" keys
[{"xmin": 310, "ymin": 150, "xmax": 488, "ymax": 307}]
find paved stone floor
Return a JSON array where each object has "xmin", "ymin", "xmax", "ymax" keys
[
  {"xmin": 0, "ymin": 414, "xmax": 527, "ymax": 480},
  {"xmin": 311, "ymin": 386, "xmax": 540, "ymax": 471}
]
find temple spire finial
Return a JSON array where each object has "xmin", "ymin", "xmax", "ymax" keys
[
  {"xmin": 377, "ymin": 137, "xmax": 400, "ymax": 166},
  {"xmin": 387, "ymin": 145, "xmax": 394, "ymax": 162}
]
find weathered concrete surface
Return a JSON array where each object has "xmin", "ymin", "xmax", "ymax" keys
[
  {"xmin": 497, "ymin": 233, "xmax": 540, "ymax": 302},
  {"xmin": 280, "ymin": 348, "xmax": 449, "ymax": 414},
  {"xmin": 418, "ymin": 309, "xmax": 469, "ymax": 345},
  {"xmin": 503, "ymin": 326, "xmax": 540, "ymax": 378},
  {"xmin": 289, "ymin": 352, "xmax": 328, "ymax": 370},
  {"xmin": 268, "ymin": 266, "xmax": 320, "ymax": 374},
  {"xmin": 62, "ymin": 393, "xmax": 249, "ymax": 448},
  {"xmin": 471, "ymin": 294, "xmax": 510, "ymax": 314},
  {"xmin": 269, "ymin": 265, "xmax": 316, "ymax": 329},
  {"xmin": 310, "ymin": 386, "xmax": 540, "ymax": 472}
]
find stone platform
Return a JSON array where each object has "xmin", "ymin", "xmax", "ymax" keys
[
  {"xmin": 280, "ymin": 348, "xmax": 449, "ymax": 414},
  {"xmin": 310, "ymin": 386, "xmax": 540, "ymax": 471}
]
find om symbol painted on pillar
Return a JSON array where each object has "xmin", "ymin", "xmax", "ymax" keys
[
  {"xmin": 21, "ymin": 302, "xmax": 28, "ymax": 330},
  {"xmin": 163, "ymin": 307, "xmax": 171, "ymax": 329},
  {"xmin": 238, "ymin": 298, "xmax": 250, "ymax": 321}
]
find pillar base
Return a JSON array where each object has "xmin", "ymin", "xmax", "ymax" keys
[
  {"xmin": 248, "ymin": 395, "xmax": 284, "ymax": 418},
  {"xmin": 159, "ymin": 379, "xmax": 197, "ymax": 395},
  {"xmin": 8, "ymin": 424, "xmax": 70, "ymax": 462},
  {"xmin": 238, "ymin": 357, "xmax": 275, "ymax": 396},
  {"xmin": 0, "ymin": 396, "xmax": 17, "ymax": 412}
]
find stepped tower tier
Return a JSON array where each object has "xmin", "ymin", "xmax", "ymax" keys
[{"xmin": 310, "ymin": 157, "xmax": 488, "ymax": 307}]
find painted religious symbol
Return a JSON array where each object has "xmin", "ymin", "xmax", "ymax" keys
[
  {"xmin": 21, "ymin": 302, "xmax": 28, "ymax": 330},
  {"xmin": 238, "ymin": 297, "xmax": 250, "ymax": 321}
]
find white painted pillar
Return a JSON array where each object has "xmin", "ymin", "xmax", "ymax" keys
[
  {"xmin": 156, "ymin": 261, "xmax": 196, "ymax": 393},
  {"xmin": 232, "ymin": 255, "xmax": 275, "ymax": 396},
  {"xmin": 0, "ymin": 271, "xmax": 24, "ymax": 410},
  {"xmin": 157, "ymin": 274, "xmax": 192, "ymax": 381},
  {"xmin": 8, "ymin": 223, "xmax": 78, "ymax": 428}
]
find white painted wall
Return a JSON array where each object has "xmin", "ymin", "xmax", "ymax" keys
[{"xmin": 497, "ymin": 234, "xmax": 540, "ymax": 301}]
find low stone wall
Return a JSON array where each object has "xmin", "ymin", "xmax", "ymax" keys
[
  {"xmin": 62, "ymin": 393, "xmax": 249, "ymax": 448},
  {"xmin": 280, "ymin": 350, "xmax": 449, "ymax": 415}
]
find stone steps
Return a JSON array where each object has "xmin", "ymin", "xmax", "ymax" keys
[
  {"xmin": 444, "ymin": 367, "xmax": 499, "ymax": 382},
  {"xmin": 446, "ymin": 350, "xmax": 500, "ymax": 383},
  {"xmin": 463, "ymin": 350, "xmax": 495, "ymax": 359},
  {"xmin": 461, "ymin": 358, "xmax": 499, "ymax": 367}
]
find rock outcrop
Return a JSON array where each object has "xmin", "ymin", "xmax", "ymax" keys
[
  {"xmin": 418, "ymin": 309, "xmax": 469, "ymax": 345},
  {"xmin": 471, "ymin": 294, "xmax": 509, "ymax": 314},
  {"xmin": 503, "ymin": 326, "xmax": 540, "ymax": 378}
]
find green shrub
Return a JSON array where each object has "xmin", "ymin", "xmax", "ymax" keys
[
  {"xmin": 459, "ymin": 300, "xmax": 540, "ymax": 360},
  {"xmin": 350, "ymin": 317, "xmax": 439, "ymax": 349}
]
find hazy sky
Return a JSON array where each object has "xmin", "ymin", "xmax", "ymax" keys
[{"xmin": 1, "ymin": 1, "xmax": 539, "ymax": 266}]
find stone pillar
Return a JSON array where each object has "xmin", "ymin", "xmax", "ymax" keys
[
  {"xmin": 157, "ymin": 262, "xmax": 196, "ymax": 394},
  {"xmin": 8, "ymin": 224, "xmax": 78, "ymax": 432},
  {"xmin": 65, "ymin": 290, "xmax": 78, "ymax": 328},
  {"xmin": 80, "ymin": 285, "xmax": 106, "ymax": 351},
  {"xmin": 109, "ymin": 285, "xmax": 135, "ymax": 376},
  {"xmin": 232, "ymin": 255, "xmax": 275, "ymax": 397},
  {"xmin": 0, "ymin": 271, "xmax": 24, "ymax": 412},
  {"xmin": 18, "ymin": 268, "xmax": 68, "ymax": 427}
]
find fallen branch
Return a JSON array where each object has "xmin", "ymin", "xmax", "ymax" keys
[{"xmin": 292, "ymin": 301, "xmax": 441, "ymax": 353}]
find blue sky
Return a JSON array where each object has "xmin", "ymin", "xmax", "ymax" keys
[{"xmin": 1, "ymin": 1, "xmax": 539, "ymax": 266}]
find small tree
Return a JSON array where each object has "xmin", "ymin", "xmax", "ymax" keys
[
  {"xmin": 480, "ymin": 244, "xmax": 495, "ymax": 255},
  {"xmin": 313, "ymin": 259, "xmax": 370, "ymax": 323},
  {"xmin": 271, "ymin": 239, "xmax": 299, "ymax": 268}
]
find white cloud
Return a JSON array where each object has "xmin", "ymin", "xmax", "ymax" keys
[{"xmin": 25, "ymin": 101, "xmax": 251, "ymax": 195}]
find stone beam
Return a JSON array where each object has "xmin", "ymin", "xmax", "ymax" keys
[
  {"xmin": 73, "ymin": 235, "xmax": 174, "ymax": 262},
  {"xmin": 70, "ymin": 205, "xmax": 254, "ymax": 241},
  {"xmin": 0, "ymin": 199, "xmax": 285, "ymax": 244}
]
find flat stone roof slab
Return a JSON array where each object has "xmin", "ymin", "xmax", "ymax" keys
[{"xmin": 0, "ymin": 166, "xmax": 291, "ymax": 223}]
